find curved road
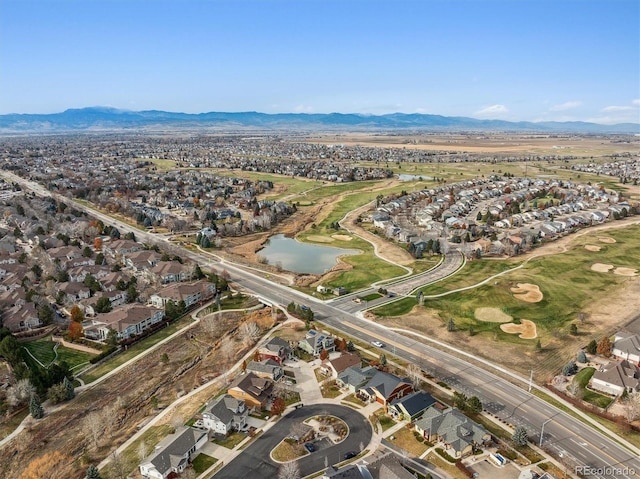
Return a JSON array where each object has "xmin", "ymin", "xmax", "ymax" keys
[{"xmin": 215, "ymin": 404, "xmax": 372, "ymax": 479}]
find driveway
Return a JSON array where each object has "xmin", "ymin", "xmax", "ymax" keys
[{"xmin": 213, "ymin": 404, "xmax": 372, "ymax": 479}]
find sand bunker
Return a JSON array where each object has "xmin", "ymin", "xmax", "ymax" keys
[
  {"xmin": 584, "ymin": 245, "xmax": 601, "ymax": 252},
  {"xmin": 500, "ymin": 320, "xmax": 537, "ymax": 339},
  {"xmin": 614, "ymin": 267, "xmax": 638, "ymax": 276},
  {"xmin": 510, "ymin": 283, "xmax": 543, "ymax": 303},
  {"xmin": 591, "ymin": 263, "xmax": 614, "ymax": 273},
  {"xmin": 598, "ymin": 237, "xmax": 617, "ymax": 244},
  {"xmin": 332, "ymin": 234, "xmax": 353, "ymax": 241},
  {"xmin": 307, "ymin": 235, "xmax": 334, "ymax": 243},
  {"xmin": 475, "ymin": 307, "xmax": 513, "ymax": 323}
]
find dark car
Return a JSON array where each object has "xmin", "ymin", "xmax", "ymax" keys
[
  {"xmin": 344, "ymin": 451, "xmax": 358, "ymax": 459},
  {"xmin": 304, "ymin": 442, "xmax": 316, "ymax": 453}
]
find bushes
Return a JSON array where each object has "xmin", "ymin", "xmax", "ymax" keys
[
  {"xmin": 89, "ymin": 346, "xmax": 118, "ymax": 364},
  {"xmin": 435, "ymin": 448, "xmax": 456, "ymax": 463}
]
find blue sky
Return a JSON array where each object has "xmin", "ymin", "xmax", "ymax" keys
[{"xmin": 1, "ymin": 0, "xmax": 638, "ymax": 123}]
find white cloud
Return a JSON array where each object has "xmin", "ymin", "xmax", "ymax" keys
[
  {"xmin": 632, "ymin": 99, "xmax": 640, "ymax": 106},
  {"xmin": 549, "ymin": 101, "xmax": 582, "ymax": 112},
  {"xmin": 293, "ymin": 104, "xmax": 314, "ymax": 113},
  {"xmin": 475, "ymin": 104, "xmax": 508, "ymax": 117},
  {"xmin": 602, "ymin": 105, "xmax": 634, "ymax": 112}
]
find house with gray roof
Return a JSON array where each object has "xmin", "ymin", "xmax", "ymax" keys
[
  {"xmin": 298, "ymin": 329, "xmax": 335, "ymax": 356},
  {"xmin": 202, "ymin": 394, "xmax": 248, "ymax": 436},
  {"xmin": 337, "ymin": 365, "xmax": 377, "ymax": 394},
  {"xmin": 139, "ymin": 426, "xmax": 208, "ymax": 479},
  {"xmin": 360, "ymin": 370, "xmax": 413, "ymax": 406},
  {"xmin": 612, "ymin": 332, "xmax": 640, "ymax": 366},
  {"xmin": 389, "ymin": 390, "xmax": 437, "ymax": 421},
  {"xmin": 590, "ymin": 360, "xmax": 640, "ymax": 396},
  {"xmin": 414, "ymin": 407, "xmax": 490, "ymax": 458},
  {"xmin": 246, "ymin": 359, "xmax": 283, "ymax": 381}
]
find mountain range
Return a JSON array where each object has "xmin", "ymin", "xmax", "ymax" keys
[{"xmin": 0, "ymin": 107, "xmax": 638, "ymax": 134}]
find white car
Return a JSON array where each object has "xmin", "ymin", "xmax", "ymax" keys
[{"xmin": 371, "ymin": 340, "xmax": 384, "ymax": 348}]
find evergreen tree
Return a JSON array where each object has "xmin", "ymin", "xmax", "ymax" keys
[
  {"xmin": 63, "ymin": 376, "xmax": 75, "ymax": 400},
  {"xmin": 86, "ymin": 465, "xmax": 102, "ymax": 479},
  {"xmin": 586, "ymin": 339, "xmax": 597, "ymax": 355},
  {"xmin": 577, "ymin": 350, "xmax": 587, "ymax": 363},
  {"xmin": 447, "ymin": 318, "xmax": 455, "ymax": 332},
  {"xmin": 512, "ymin": 426, "xmax": 528, "ymax": 446},
  {"xmin": 30, "ymin": 393, "xmax": 44, "ymax": 419}
]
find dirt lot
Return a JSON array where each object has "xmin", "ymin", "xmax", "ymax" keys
[{"xmin": 0, "ymin": 310, "xmax": 267, "ymax": 479}]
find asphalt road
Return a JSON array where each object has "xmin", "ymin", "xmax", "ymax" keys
[
  {"xmin": 214, "ymin": 404, "xmax": 372, "ymax": 479},
  {"xmin": 7, "ymin": 172, "xmax": 640, "ymax": 479}
]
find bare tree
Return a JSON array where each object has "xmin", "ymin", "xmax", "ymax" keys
[
  {"xmin": 110, "ymin": 450, "xmax": 126, "ymax": 479},
  {"xmin": 405, "ymin": 364, "xmax": 422, "ymax": 389},
  {"xmin": 278, "ymin": 461, "xmax": 301, "ymax": 479},
  {"xmin": 6, "ymin": 378, "xmax": 35, "ymax": 407},
  {"xmin": 137, "ymin": 441, "xmax": 149, "ymax": 462},
  {"xmin": 84, "ymin": 411, "xmax": 106, "ymax": 450},
  {"xmin": 622, "ymin": 392, "xmax": 640, "ymax": 423},
  {"xmin": 239, "ymin": 321, "xmax": 261, "ymax": 347},
  {"xmin": 201, "ymin": 314, "xmax": 222, "ymax": 337}
]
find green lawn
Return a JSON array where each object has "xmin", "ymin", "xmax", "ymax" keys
[
  {"xmin": 573, "ymin": 367, "xmax": 613, "ymax": 409},
  {"xmin": 22, "ymin": 337, "xmax": 95, "ymax": 370},
  {"xmin": 80, "ymin": 315, "xmax": 195, "ymax": 384},
  {"xmin": 213, "ymin": 431, "xmax": 246, "ymax": 449},
  {"xmin": 191, "ymin": 453, "xmax": 217, "ymax": 473}
]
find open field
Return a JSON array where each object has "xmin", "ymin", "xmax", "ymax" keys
[{"xmin": 23, "ymin": 337, "xmax": 96, "ymax": 370}]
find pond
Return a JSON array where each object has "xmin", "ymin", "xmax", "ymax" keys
[
  {"xmin": 258, "ymin": 234, "xmax": 360, "ymax": 274},
  {"xmin": 397, "ymin": 174, "xmax": 433, "ymax": 181}
]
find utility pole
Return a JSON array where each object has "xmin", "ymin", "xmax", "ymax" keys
[
  {"xmin": 528, "ymin": 370, "xmax": 533, "ymax": 392},
  {"xmin": 540, "ymin": 418, "xmax": 552, "ymax": 448}
]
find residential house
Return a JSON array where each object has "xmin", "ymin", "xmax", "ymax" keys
[
  {"xmin": 321, "ymin": 352, "xmax": 362, "ymax": 379},
  {"xmin": 389, "ymin": 391, "xmax": 437, "ymax": 421},
  {"xmin": 2, "ymin": 302, "xmax": 41, "ymax": 333},
  {"xmin": 202, "ymin": 394, "xmax": 248, "ymax": 436},
  {"xmin": 125, "ymin": 250, "xmax": 162, "ymax": 271},
  {"xmin": 227, "ymin": 372, "xmax": 273, "ymax": 410},
  {"xmin": 337, "ymin": 366, "xmax": 377, "ymax": 394},
  {"xmin": 414, "ymin": 407, "xmax": 490, "ymax": 458},
  {"xmin": 151, "ymin": 261, "xmax": 193, "ymax": 284},
  {"xmin": 323, "ymin": 451, "xmax": 415, "ymax": 479},
  {"xmin": 612, "ymin": 332, "xmax": 640, "ymax": 366},
  {"xmin": 139, "ymin": 426, "xmax": 208, "ymax": 479},
  {"xmin": 590, "ymin": 360, "xmax": 640, "ymax": 396},
  {"xmin": 105, "ymin": 239, "xmax": 144, "ymax": 258},
  {"xmin": 359, "ymin": 370, "xmax": 413, "ymax": 406},
  {"xmin": 246, "ymin": 359, "xmax": 283, "ymax": 381},
  {"xmin": 257, "ymin": 336, "xmax": 291, "ymax": 364},
  {"xmin": 83, "ymin": 304, "xmax": 164, "ymax": 341},
  {"xmin": 149, "ymin": 280, "xmax": 216, "ymax": 309},
  {"xmin": 298, "ymin": 329, "xmax": 335, "ymax": 356},
  {"xmin": 57, "ymin": 282, "xmax": 91, "ymax": 303}
]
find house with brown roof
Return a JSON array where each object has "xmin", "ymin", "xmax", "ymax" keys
[
  {"xmin": 104, "ymin": 239, "xmax": 144, "ymax": 257},
  {"xmin": 149, "ymin": 280, "xmax": 215, "ymax": 309},
  {"xmin": 2, "ymin": 302, "xmax": 41, "ymax": 333},
  {"xmin": 227, "ymin": 372, "xmax": 273, "ymax": 410},
  {"xmin": 125, "ymin": 250, "xmax": 162, "ymax": 271},
  {"xmin": 83, "ymin": 303, "xmax": 164, "ymax": 341},
  {"xmin": 151, "ymin": 261, "xmax": 193, "ymax": 284},
  {"xmin": 320, "ymin": 352, "xmax": 362, "ymax": 378}
]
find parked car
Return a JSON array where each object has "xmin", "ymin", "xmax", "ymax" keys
[
  {"xmin": 304, "ymin": 442, "xmax": 316, "ymax": 453},
  {"xmin": 371, "ymin": 340, "xmax": 384, "ymax": 348},
  {"xmin": 344, "ymin": 451, "xmax": 358, "ymax": 459}
]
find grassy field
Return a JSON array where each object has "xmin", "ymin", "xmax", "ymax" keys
[
  {"xmin": 192, "ymin": 453, "xmax": 217, "ymax": 474},
  {"xmin": 374, "ymin": 225, "xmax": 640, "ymax": 344},
  {"xmin": 387, "ymin": 428, "xmax": 429, "ymax": 456},
  {"xmin": 80, "ymin": 315, "xmax": 195, "ymax": 384},
  {"xmin": 22, "ymin": 337, "xmax": 96, "ymax": 370}
]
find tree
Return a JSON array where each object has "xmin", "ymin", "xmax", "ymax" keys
[
  {"xmin": 577, "ymin": 350, "xmax": 587, "ymax": 363},
  {"xmin": 453, "ymin": 391, "xmax": 468, "ymax": 410},
  {"xmin": 106, "ymin": 328, "xmax": 119, "ymax": 346},
  {"xmin": 406, "ymin": 363, "xmax": 422, "ymax": 389},
  {"xmin": 68, "ymin": 321, "xmax": 83, "ymax": 341},
  {"xmin": 84, "ymin": 411, "xmax": 106, "ymax": 450},
  {"xmin": 586, "ymin": 339, "xmax": 597, "ymax": 355},
  {"xmin": 18, "ymin": 451, "xmax": 72, "ymax": 479},
  {"xmin": 70, "ymin": 304, "xmax": 85, "ymax": 322},
  {"xmin": 95, "ymin": 297, "xmax": 112, "ymax": 313},
  {"xmin": 319, "ymin": 348, "xmax": 329, "ymax": 360},
  {"xmin": 622, "ymin": 392, "xmax": 640, "ymax": 423},
  {"xmin": 239, "ymin": 321, "xmax": 261, "ymax": 347},
  {"xmin": 597, "ymin": 336, "xmax": 612, "ymax": 357},
  {"xmin": 562, "ymin": 361, "xmax": 578, "ymax": 376},
  {"xmin": 467, "ymin": 396, "xmax": 483, "ymax": 414},
  {"xmin": 82, "ymin": 246, "xmax": 93, "ymax": 258},
  {"xmin": 85, "ymin": 465, "xmax": 102, "ymax": 479},
  {"xmin": 271, "ymin": 397, "xmax": 286, "ymax": 416},
  {"xmin": 512, "ymin": 425, "xmax": 528, "ymax": 446},
  {"xmin": 38, "ymin": 304, "xmax": 54, "ymax": 324},
  {"xmin": 535, "ymin": 339, "xmax": 542, "ymax": 351},
  {"xmin": 447, "ymin": 318, "xmax": 455, "ymax": 332},
  {"xmin": 94, "ymin": 237, "xmax": 103, "ymax": 251},
  {"xmin": 63, "ymin": 376, "xmax": 75, "ymax": 400},
  {"xmin": 161, "ymin": 353, "xmax": 169, "ymax": 365},
  {"xmin": 570, "ymin": 323, "xmax": 578, "ymax": 336},
  {"xmin": 379, "ymin": 353, "xmax": 387, "ymax": 366},
  {"xmin": 30, "ymin": 393, "xmax": 44, "ymax": 419},
  {"xmin": 193, "ymin": 264, "xmax": 206, "ymax": 280},
  {"xmin": 278, "ymin": 460, "xmax": 301, "ymax": 479},
  {"xmin": 47, "ymin": 383, "xmax": 68, "ymax": 404}
]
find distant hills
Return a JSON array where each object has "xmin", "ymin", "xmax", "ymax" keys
[{"xmin": 0, "ymin": 106, "xmax": 638, "ymax": 134}]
